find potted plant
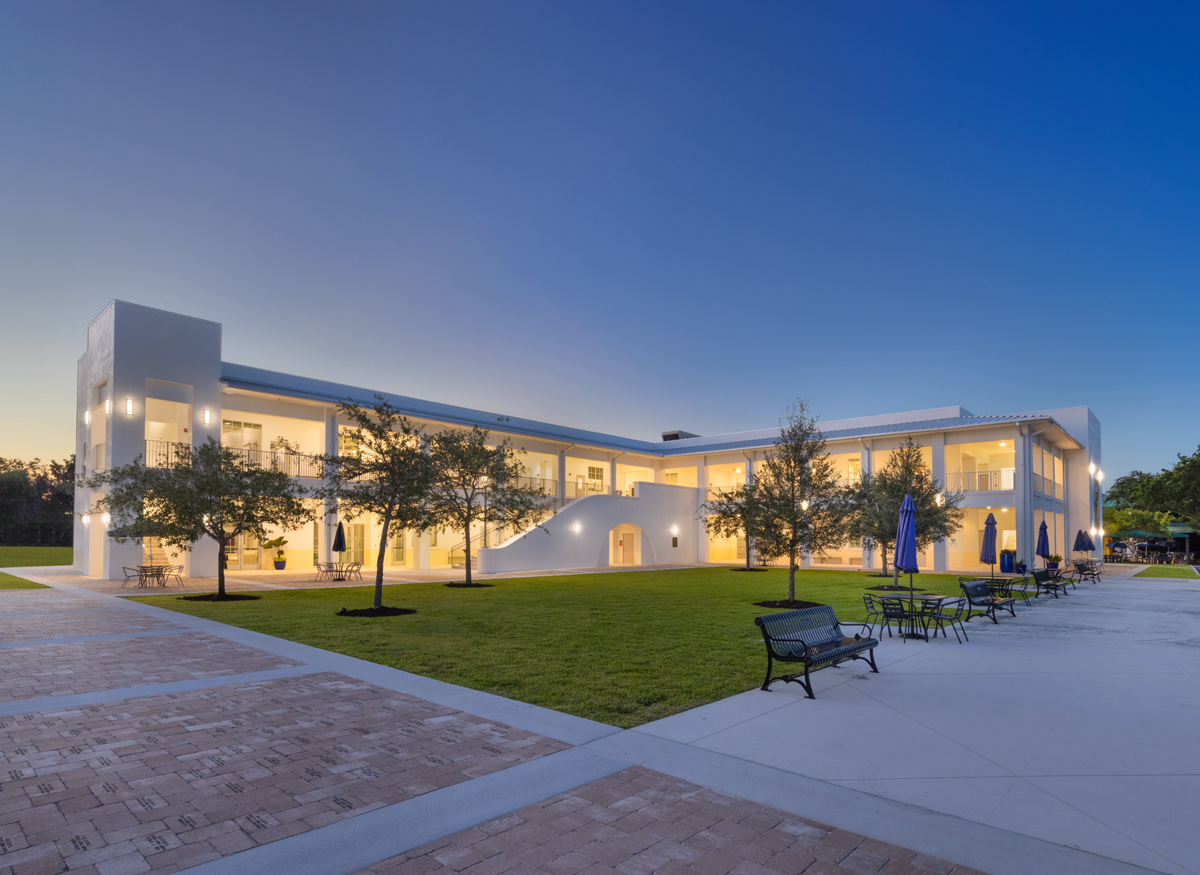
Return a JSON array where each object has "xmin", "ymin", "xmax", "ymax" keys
[
  {"xmin": 1046, "ymin": 553, "xmax": 1062, "ymax": 571},
  {"xmin": 264, "ymin": 537, "xmax": 288, "ymax": 570},
  {"xmin": 1015, "ymin": 557, "xmax": 1028, "ymax": 575}
]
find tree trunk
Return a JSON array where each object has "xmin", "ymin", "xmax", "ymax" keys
[
  {"xmin": 463, "ymin": 522, "xmax": 473, "ymax": 585},
  {"xmin": 745, "ymin": 535, "xmax": 753, "ymax": 570},
  {"xmin": 787, "ymin": 548, "xmax": 797, "ymax": 602},
  {"xmin": 217, "ymin": 538, "xmax": 227, "ymax": 597},
  {"xmin": 375, "ymin": 511, "xmax": 391, "ymax": 609}
]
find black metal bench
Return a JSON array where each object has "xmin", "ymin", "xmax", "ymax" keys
[
  {"xmin": 960, "ymin": 579, "xmax": 1016, "ymax": 624},
  {"xmin": 754, "ymin": 605, "xmax": 879, "ymax": 698},
  {"xmin": 1031, "ymin": 569, "xmax": 1070, "ymax": 599}
]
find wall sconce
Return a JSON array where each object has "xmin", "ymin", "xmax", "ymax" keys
[
  {"xmin": 104, "ymin": 398, "xmax": 111, "ymax": 416},
  {"xmin": 125, "ymin": 398, "xmax": 133, "ymax": 415},
  {"xmin": 671, "ymin": 525, "xmax": 679, "ymax": 535},
  {"xmin": 1099, "ymin": 528, "xmax": 1105, "ymax": 538},
  {"xmin": 1096, "ymin": 470, "xmax": 1104, "ymax": 484},
  {"xmin": 1089, "ymin": 462, "xmax": 1096, "ymax": 476},
  {"xmin": 1090, "ymin": 527, "xmax": 1097, "ymax": 536},
  {"xmin": 85, "ymin": 410, "xmax": 91, "ymax": 426},
  {"xmin": 102, "ymin": 512, "xmax": 111, "ymax": 526},
  {"xmin": 573, "ymin": 522, "xmax": 581, "ymax": 534},
  {"xmin": 801, "ymin": 499, "xmax": 809, "ymax": 511},
  {"xmin": 935, "ymin": 493, "xmax": 945, "ymax": 507},
  {"xmin": 203, "ymin": 408, "xmax": 211, "ymax": 425},
  {"xmin": 81, "ymin": 513, "xmax": 90, "ymax": 527}
]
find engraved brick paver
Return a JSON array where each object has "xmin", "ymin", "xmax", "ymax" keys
[
  {"xmin": 352, "ymin": 768, "xmax": 990, "ymax": 875},
  {"xmin": 0, "ymin": 590, "xmax": 110, "ymax": 616},
  {"xmin": 0, "ymin": 634, "xmax": 302, "ymax": 702},
  {"xmin": 0, "ymin": 610, "xmax": 182, "ymax": 643},
  {"xmin": 0, "ymin": 672, "xmax": 568, "ymax": 873}
]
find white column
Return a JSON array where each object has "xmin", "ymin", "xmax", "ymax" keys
[
  {"xmin": 695, "ymin": 459, "xmax": 708, "ymax": 563},
  {"xmin": 929, "ymin": 432, "xmax": 947, "ymax": 571}
]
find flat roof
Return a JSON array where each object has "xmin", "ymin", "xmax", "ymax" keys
[{"xmin": 221, "ymin": 362, "xmax": 1082, "ymax": 457}]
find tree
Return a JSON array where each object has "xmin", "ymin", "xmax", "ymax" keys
[
  {"xmin": 844, "ymin": 435, "xmax": 964, "ymax": 578},
  {"xmin": 703, "ymin": 483, "xmax": 767, "ymax": 570},
  {"xmin": 82, "ymin": 438, "xmax": 313, "ymax": 596},
  {"xmin": 320, "ymin": 397, "xmax": 433, "ymax": 609},
  {"xmin": 750, "ymin": 401, "xmax": 847, "ymax": 603},
  {"xmin": 0, "ymin": 456, "xmax": 75, "ymax": 546},
  {"xmin": 427, "ymin": 426, "xmax": 549, "ymax": 585},
  {"xmin": 1152, "ymin": 447, "xmax": 1200, "ymax": 533},
  {"xmin": 1104, "ymin": 470, "xmax": 1160, "ymax": 510},
  {"xmin": 1101, "ymin": 507, "xmax": 1173, "ymax": 540}
]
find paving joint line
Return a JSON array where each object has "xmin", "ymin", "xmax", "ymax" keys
[{"xmin": 0, "ymin": 627, "xmax": 197, "ymax": 648}]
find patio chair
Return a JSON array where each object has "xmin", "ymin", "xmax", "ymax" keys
[
  {"xmin": 861, "ymin": 593, "xmax": 884, "ymax": 637},
  {"xmin": 878, "ymin": 596, "xmax": 924, "ymax": 642},
  {"xmin": 923, "ymin": 597, "xmax": 969, "ymax": 643},
  {"xmin": 347, "ymin": 562, "xmax": 363, "ymax": 581},
  {"xmin": 165, "ymin": 565, "xmax": 184, "ymax": 586},
  {"xmin": 121, "ymin": 567, "xmax": 140, "ymax": 588}
]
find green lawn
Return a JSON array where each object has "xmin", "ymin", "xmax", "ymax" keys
[
  {"xmin": 0, "ymin": 572, "xmax": 49, "ymax": 589},
  {"xmin": 135, "ymin": 567, "xmax": 962, "ymax": 728},
  {"xmin": 0, "ymin": 546, "xmax": 73, "ymax": 567},
  {"xmin": 1133, "ymin": 565, "xmax": 1199, "ymax": 579}
]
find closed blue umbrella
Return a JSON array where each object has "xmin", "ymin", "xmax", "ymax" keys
[
  {"xmin": 1073, "ymin": 529, "xmax": 1090, "ymax": 554},
  {"xmin": 894, "ymin": 494, "xmax": 919, "ymax": 597},
  {"xmin": 1036, "ymin": 521, "xmax": 1051, "ymax": 568},
  {"xmin": 1085, "ymin": 531, "xmax": 1096, "ymax": 552},
  {"xmin": 332, "ymin": 521, "xmax": 346, "ymax": 555},
  {"xmin": 980, "ymin": 513, "xmax": 998, "ymax": 578}
]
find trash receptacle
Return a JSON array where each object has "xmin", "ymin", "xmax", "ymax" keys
[{"xmin": 1000, "ymin": 551, "xmax": 1015, "ymax": 574}]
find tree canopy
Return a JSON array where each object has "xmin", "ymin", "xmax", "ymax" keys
[
  {"xmin": 0, "ymin": 456, "xmax": 75, "ymax": 546},
  {"xmin": 82, "ymin": 438, "xmax": 313, "ymax": 596},
  {"xmin": 1105, "ymin": 446, "xmax": 1200, "ymax": 535},
  {"xmin": 844, "ymin": 435, "xmax": 964, "ymax": 577}
]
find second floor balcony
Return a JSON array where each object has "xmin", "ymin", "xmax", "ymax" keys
[{"xmin": 944, "ymin": 469, "xmax": 1015, "ymax": 492}]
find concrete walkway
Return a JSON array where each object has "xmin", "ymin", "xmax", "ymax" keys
[{"xmin": 0, "ymin": 564, "xmax": 1189, "ymax": 875}]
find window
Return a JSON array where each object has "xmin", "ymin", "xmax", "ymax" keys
[
  {"xmin": 588, "ymin": 466, "xmax": 604, "ymax": 482},
  {"xmin": 428, "ymin": 529, "xmax": 437, "ymax": 547},
  {"xmin": 664, "ymin": 472, "xmax": 678, "ymax": 485},
  {"xmin": 391, "ymin": 533, "xmax": 406, "ymax": 563},
  {"xmin": 222, "ymin": 420, "xmax": 262, "ymax": 450},
  {"xmin": 848, "ymin": 459, "xmax": 861, "ymax": 483},
  {"xmin": 338, "ymin": 428, "xmax": 362, "ymax": 456}
]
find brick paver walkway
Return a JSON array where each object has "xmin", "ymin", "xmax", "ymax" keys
[
  {"xmin": 0, "ymin": 573, "xmax": 1007, "ymax": 875},
  {"xmin": 355, "ymin": 767, "xmax": 988, "ymax": 875}
]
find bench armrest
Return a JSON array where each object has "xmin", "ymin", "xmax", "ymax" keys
[{"xmin": 839, "ymin": 621, "xmax": 874, "ymax": 639}]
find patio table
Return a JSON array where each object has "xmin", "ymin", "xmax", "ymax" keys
[{"xmin": 877, "ymin": 594, "xmax": 949, "ymax": 641}]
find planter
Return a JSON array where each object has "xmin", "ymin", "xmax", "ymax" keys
[
  {"xmin": 1046, "ymin": 562, "xmax": 1059, "ymax": 571},
  {"xmin": 273, "ymin": 560, "xmax": 286, "ymax": 570},
  {"xmin": 1016, "ymin": 563, "xmax": 1028, "ymax": 575}
]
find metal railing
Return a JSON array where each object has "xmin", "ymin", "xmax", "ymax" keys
[
  {"xmin": 145, "ymin": 440, "xmax": 185, "ymax": 468},
  {"xmin": 145, "ymin": 441, "xmax": 323, "ymax": 478},
  {"xmin": 944, "ymin": 468, "xmax": 1015, "ymax": 492}
]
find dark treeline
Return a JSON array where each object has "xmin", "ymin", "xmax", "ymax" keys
[{"xmin": 0, "ymin": 456, "xmax": 75, "ymax": 546}]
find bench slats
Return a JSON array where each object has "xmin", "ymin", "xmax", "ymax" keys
[{"xmin": 754, "ymin": 606, "xmax": 879, "ymax": 699}]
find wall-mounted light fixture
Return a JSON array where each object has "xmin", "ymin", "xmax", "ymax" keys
[
  {"xmin": 573, "ymin": 522, "xmax": 581, "ymax": 534},
  {"xmin": 102, "ymin": 512, "xmax": 111, "ymax": 526},
  {"xmin": 1089, "ymin": 462, "xmax": 1096, "ymax": 476},
  {"xmin": 801, "ymin": 499, "xmax": 809, "ymax": 511},
  {"xmin": 85, "ymin": 410, "xmax": 91, "ymax": 426},
  {"xmin": 81, "ymin": 513, "xmax": 90, "ymax": 527},
  {"xmin": 671, "ymin": 525, "xmax": 679, "ymax": 535},
  {"xmin": 935, "ymin": 493, "xmax": 945, "ymax": 507},
  {"xmin": 125, "ymin": 398, "xmax": 133, "ymax": 415},
  {"xmin": 1090, "ymin": 527, "xmax": 1097, "ymax": 537},
  {"xmin": 104, "ymin": 398, "xmax": 111, "ymax": 416},
  {"xmin": 203, "ymin": 408, "xmax": 211, "ymax": 425}
]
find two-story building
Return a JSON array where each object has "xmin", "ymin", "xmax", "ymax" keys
[{"xmin": 74, "ymin": 301, "xmax": 1103, "ymax": 580}]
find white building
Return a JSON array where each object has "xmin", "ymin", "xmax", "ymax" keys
[{"xmin": 75, "ymin": 301, "xmax": 1103, "ymax": 580}]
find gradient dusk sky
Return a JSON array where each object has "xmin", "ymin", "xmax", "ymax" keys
[{"xmin": 2, "ymin": 1, "xmax": 1198, "ymax": 481}]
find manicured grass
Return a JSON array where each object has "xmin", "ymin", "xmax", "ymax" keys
[
  {"xmin": 0, "ymin": 546, "xmax": 73, "ymax": 567},
  {"xmin": 135, "ymin": 567, "xmax": 963, "ymax": 728},
  {"xmin": 0, "ymin": 572, "xmax": 49, "ymax": 589},
  {"xmin": 1133, "ymin": 566, "xmax": 1199, "ymax": 579}
]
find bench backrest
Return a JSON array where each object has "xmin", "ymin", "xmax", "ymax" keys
[
  {"xmin": 1032, "ymin": 569, "xmax": 1053, "ymax": 584},
  {"xmin": 755, "ymin": 605, "xmax": 843, "ymax": 649},
  {"xmin": 960, "ymin": 580, "xmax": 991, "ymax": 600}
]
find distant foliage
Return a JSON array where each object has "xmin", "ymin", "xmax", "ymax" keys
[{"xmin": 0, "ymin": 456, "xmax": 75, "ymax": 546}]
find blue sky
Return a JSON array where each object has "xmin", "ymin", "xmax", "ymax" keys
[{"xmin": 2, "ymin": 1, "xmax": 1197, "ymax": 481}]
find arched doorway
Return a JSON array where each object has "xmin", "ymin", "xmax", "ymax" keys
[{"xmin": 609, "ymin": 524, "xmax": 644, "ymax": 566}]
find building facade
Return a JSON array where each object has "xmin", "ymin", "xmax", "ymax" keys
[{"xmin": 75, "ymin": 301, "xmax": 1103, "ymax": 580}]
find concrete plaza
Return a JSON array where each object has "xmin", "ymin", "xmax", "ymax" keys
[{"xmin": 0, "ymin": 563, "xmax": 1192, "ymax": 875}]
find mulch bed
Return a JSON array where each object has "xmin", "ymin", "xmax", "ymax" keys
[
  {"xmin": 445, "ymin": 582, "xmax": 493, "ymax": 588},
  {"xmin": 181, "ymin": 593, "xmax": 262, "ymax": 601},
  {"xmin": 337, "ymin": 606, "xmax": 416, "ymax": 617},
  {"xmin": 752, "ymin": 599, "xmax": 824, "ymax": 610}
]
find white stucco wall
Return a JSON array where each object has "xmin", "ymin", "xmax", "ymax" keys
[{"xmin": 477, "ymin": 482, "xmax": 700, "ymax": 574}]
